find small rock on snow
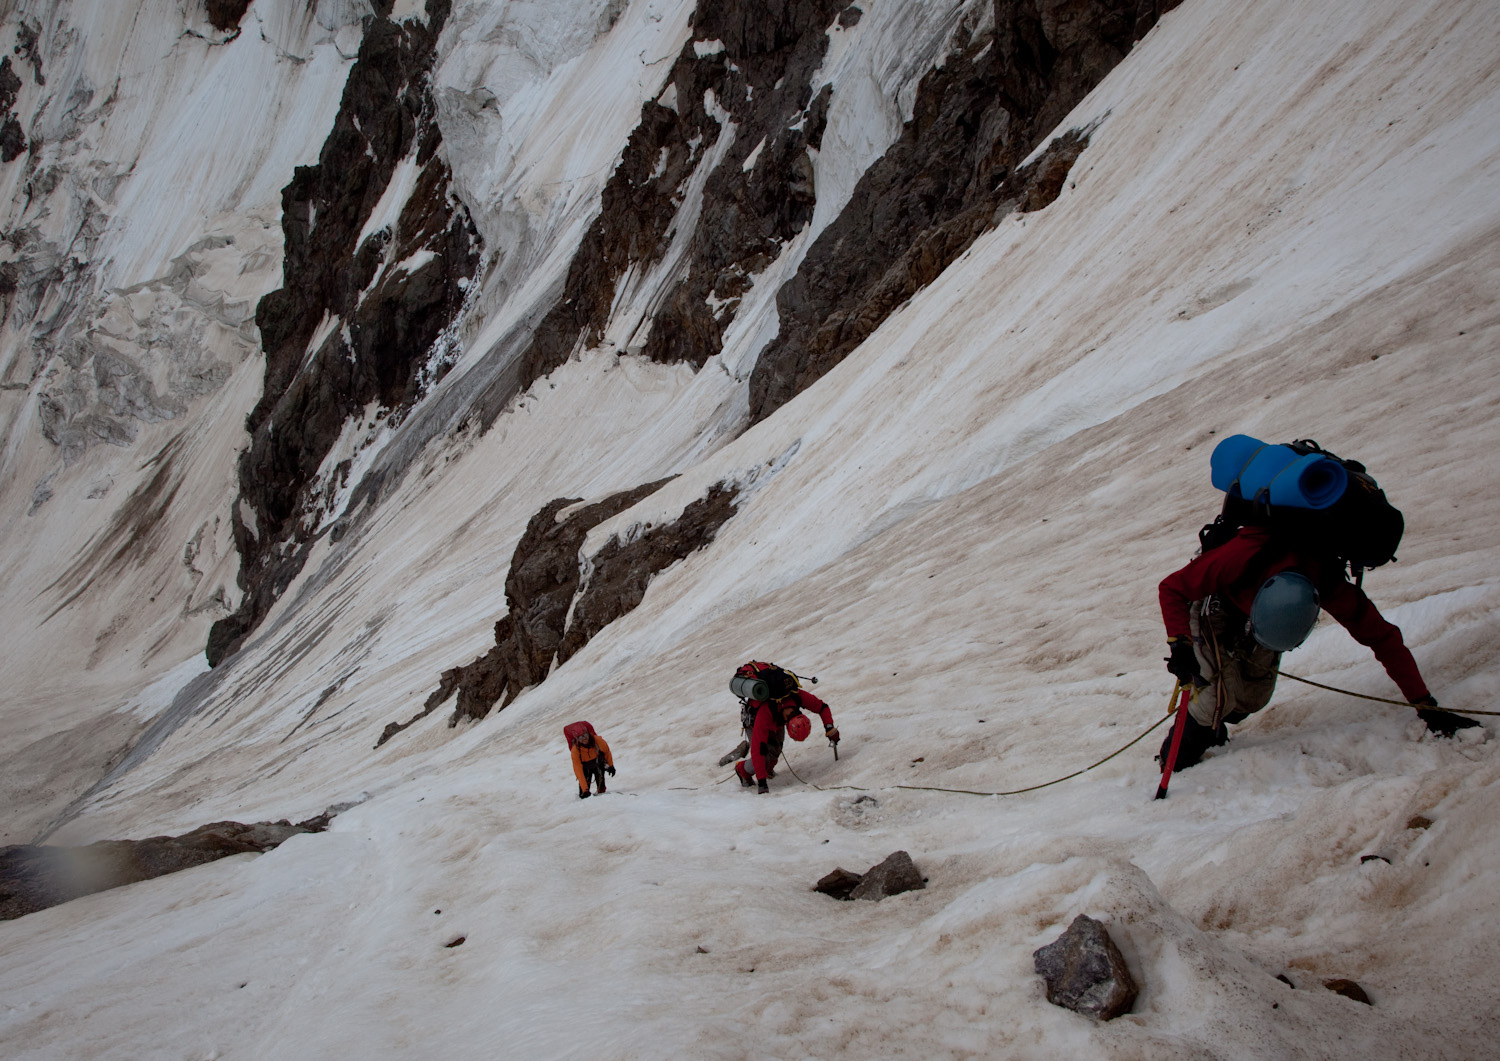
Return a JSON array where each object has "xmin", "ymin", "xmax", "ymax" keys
[{"xmin": 1032, "ymin": 914, "xmax": 1138, "ymax": 1021}]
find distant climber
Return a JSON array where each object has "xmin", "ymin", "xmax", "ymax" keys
[
  {"xmin": 1158, "ymin": 435, "xmax": 1478, "ymax": 771},
  {"xmin": 566, "ymin": 721, "xmax": 614, "ymax": 798},
  {"xmin": 727, "ymin": 662, "xmax": 838, "ymax": 793}
]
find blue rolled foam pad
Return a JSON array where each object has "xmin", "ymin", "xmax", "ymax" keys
[
  {"xmin": 1209, "ymin": 434, "xmax": 1347, "ymax": 509},
  {"xmin": 1266, "ymin": 452, "xmax": 1347, "ymax": 509},
  {"xmin": 1210, "ymin": 434, "xmax": 1270, "ymax": 492}
]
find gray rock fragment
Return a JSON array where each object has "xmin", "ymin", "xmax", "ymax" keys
[
  {"xmin": 814, "ymin": 867, "xmax": 863, "ymax": 900},
  {"xmin": 1032, "ymin": 914, "xmax": 1138, "ymax": 1020},
  {"xmin": 848, "ymin": 850, "xmax": 925, "ymax": 901}
]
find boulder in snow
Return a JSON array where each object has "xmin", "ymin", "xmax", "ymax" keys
[
  {"xmin": 1033, "ymin": 914, "xmax": 1138, "ymax": 1021},
  {"xmin": 817, "ymin": 851, "xmax": 926, "ymax": 901}
]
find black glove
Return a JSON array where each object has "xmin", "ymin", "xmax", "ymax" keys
[
  {"xmin": 605, "ymin": 765, "xmax": 615, "ymax": 776},
  {"xmin": 1166, "ymin": 639, "xmax": 1201, "ymax": 684},
  {"xmin": 824, "ymin": 723, "xmax": 840, "ymax": 743},
  {"xmin": 757, "ymin": 778, "xmax": 769, "ymax": 794},
  {"xmin": 579, "ymin": 789, "xmax": 591, "ymax": 799},
  {"xmin": 1413, "ymin": 696, "xmax": 1481, "ymax": 737}
]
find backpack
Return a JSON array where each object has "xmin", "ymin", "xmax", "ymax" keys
[
  {"xmin": 729, "ymin": 661, "xmax": 799, "ymax": 704},
  {"xmin": 563, "ymin": 720, "xmax": 596, "ymax": 746},
  {"xmin": 1200, "ymin": 437, "xmax": 1404, "ymax": 580}
]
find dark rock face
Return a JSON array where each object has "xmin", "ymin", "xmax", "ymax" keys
[
  {"xmin": 748, "ymin": 0, "xmax": 1183, "ymax": 423},
  {"xmin": 849, "ymin": 849, "xmax": 926, "ymax": 900},
  {"xmin": 1033, "ymin": 913, "xmax": 1138, "ymax": 1020},
  {"xmin": 817, "ymin": 850, "xmax": 926, "ymax": 901},
  {"xmin": 440, "ymin": 482, "xmax": 673, "ymax": 723},
  {"xmin": 505, "ymin": 0, "xmax": 846, "ymax": 420},
  {"xmin": 14, "ymin": 21, "xmax": 43, "ymax": 85},
  {"xmin": 0, "ymin": 814, "xmax": 330, "ymax": 920},
  {"xmin": 0, "ymin": 56, "xmax": 27, "ymax": 163},
  {"xmin": 380, "ymin": 477, "xmax": 740, "ymax": 743},
  {"xmin": 214, "ymin": 0, "xmax": 1177, "ymax": 666},
  {"xmin": 209, "ymin": 0, "xmax": 481, "ymax": 666},
  {"xmin": 557, "ymin": 482, "xmax": 740, "ymax": 664},
  {"xmin": 205, "ymin": 0, "xmax": 253, "ymax": 33}
]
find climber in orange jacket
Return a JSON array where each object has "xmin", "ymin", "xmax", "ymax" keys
[{"xmin": 566, "ymin": 721, "xmax": 614, "ymax": 798}]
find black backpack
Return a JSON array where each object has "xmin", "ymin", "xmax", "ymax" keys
[{"xmin": 1199, "ymin": 439, "xmax": 1404, "ymax": 582}]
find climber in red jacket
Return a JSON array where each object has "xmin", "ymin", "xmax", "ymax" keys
[
  {"xmin": 1158, "ymin": 524, "xmax": 1476, "ymax": 770},
  {"xmin": 731, "ymin": 665, "xmax": 838, "ymax": 793}
]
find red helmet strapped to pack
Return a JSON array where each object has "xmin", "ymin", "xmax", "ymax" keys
[{"xmin": 786, "ymin": 713, "xmax": 812, "ymax": 741}]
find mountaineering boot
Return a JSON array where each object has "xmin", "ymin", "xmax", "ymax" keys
[
  {"xmin": 1157, "ymin": 714, "xmax": 1228, "ymax": 772},
  {"xmin": 735, "ymin": 761, "xmax": 755, "ymax": 788}
]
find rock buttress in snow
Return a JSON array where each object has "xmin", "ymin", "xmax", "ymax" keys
[
  {"xmin": 0, "ymin": 55, "xmax": 26, "ymax": 162},
  {"xmin": 209, "ymin": 0, "xmax": 481, "ymax": 666},
  {"xmin": 497, "ymin": 0, "xmax": 846, "ymax": 424},
  {"xmin": 380, "ymin": 478, "xmax": 740, "ymax": 744},
  {"xmin": 204, "ymin": 0, "xmax": 254, "ymax": 34},
  {"xmin": 747, "ymin": 0, "xmax": 1182, "ymax": 423},
  {"xmin": 0, "ymin": 813, "xmax": 330, "ymax": 920}
]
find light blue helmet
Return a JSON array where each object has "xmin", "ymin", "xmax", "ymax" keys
[{"xmin": 1250, "ymin": 571, "xmax": 1320, "ymax": 651}]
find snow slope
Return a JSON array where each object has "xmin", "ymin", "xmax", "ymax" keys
[{"xmin": 4, "ymin": 0, "xmax": 1500, "ymax": 1057}]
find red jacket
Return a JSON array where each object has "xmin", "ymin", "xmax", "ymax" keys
[
  {"xmin": 1159, "ymin": 526, "xmax": 1428, "ymax": 701},
  {"xmin": 748, "ymin": 690, "xmax": 833, "ymax": 781}
]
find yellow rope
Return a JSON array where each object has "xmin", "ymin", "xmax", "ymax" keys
[
  {"xmin": 779, "ymin": 695, "xmax": 1176, "ymax": 798},
  {"xmin": 1280, "ymin": 671, "xmax": 1500, "ymax": 716}
]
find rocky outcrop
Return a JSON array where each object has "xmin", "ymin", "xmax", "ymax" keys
[
  {"xmin": 214, "ymin": 0, "xmax": 1177, "ymax": 665},
  {"xmin": 1033, "ymin": 913, "xmax": 1138, "ymax": 1020},
  {"xmin": 0, "ymin": 813, "xmax": 330, "ymax": 920},
  {"xmin": 556, "ymin": 482, "xmax": 740, "ymax": 663},
  {"xmin": 205, "ymin": 0, "xmax": 254, "ymax": 34},
  {"xmin": 505, "ymin": 0, "xmax": 847, "ymax": 412},
  {"xmin": 209, "ymin": 1, "xmax": 481, "ymax": 665},
  {"xmin": 381, "ymin": 477, "xmax": 740, "ymax": 744},
  {"xmin": 748, "ymin": 0, "xmax": 1183, "ymax": 423},
  {"xmin": 0, "ymin": 55, "xmax": 25, "ymax": 162}
]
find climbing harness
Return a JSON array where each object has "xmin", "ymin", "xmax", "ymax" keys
[{"xmin": 1279, "ymin": 671, "xmax": 1500, "ymax": 715}]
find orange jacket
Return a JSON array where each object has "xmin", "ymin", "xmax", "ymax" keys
[{"xmin": 570, "ymin": 735, "xmax": 613, "ymax": 788}]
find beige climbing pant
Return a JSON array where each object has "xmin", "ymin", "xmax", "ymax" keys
[{"xmin": 1187, "ymin": 596, "xmax": 1282, "ymax": 727}]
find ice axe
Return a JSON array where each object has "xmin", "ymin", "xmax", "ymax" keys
[
  {"xmin": 1154, "ymin": 682, "xmax": 1193, "ymax": 800},
  {"xmin": 784, "ymin": 672, "xmax": 834, "ymax": 755}
]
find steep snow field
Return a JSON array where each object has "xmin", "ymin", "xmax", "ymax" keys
[{"xmin": 4, "ymin": 0, "xmax": 1500, "ymax": 1057}]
